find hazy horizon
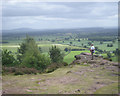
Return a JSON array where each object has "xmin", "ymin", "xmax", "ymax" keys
[{"xmin": 2, "ymin": 26, "xmax": 118, "ymax": 31}]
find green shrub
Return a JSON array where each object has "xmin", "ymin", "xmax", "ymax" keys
[
  {"xmin": 2, "ymin": 49, "xmax": 18, "ymax": 67},
  {"xmin": 63, "ymin": 62, "xmax": 68, "ymax": 66},
  {"xmin": 49, "ymin": 46, "xmax": 64, "ymax": 63},
  {"xmin": 17, "ymin": 36, "xmax": 51, "ymax": 71},
  {"xmin": 22, "ymin": 51, "xmax": 51, "ymax": 70},
  {"xmin": 107, "ymin": 52, "xmax": 112, "ymax": 58},
  {"xmin": 17, "ymin": 36, "xmax": 37, "ymax": 62},
  {"xmin": 2, "ymin": 66, "xmax": 41, "ymax": 75},
  {"xmin": 14, "ymin": 71, "xmax": 24, "ymax": 75}
]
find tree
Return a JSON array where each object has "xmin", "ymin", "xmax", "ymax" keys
[
  {"xmin": 110, "ymin": 44, "xmax": 113, "ymax": 47},
  {"xmin": 82, "ymin": 43, "xmax": 84, "ymax": 46},
  {"xmin": 70, "ymin": 42, "xmax": 72, "ymax": 45},
  {"xmin": 17, "ymin": 35, "xmax": 35, "ymax": 62},
  {"xmin": 51, "ymin": 40, "xmax": 55, "ymax": 42},
  {"xmin": 107, "ymin": 44, "xmax": 113, "ymax": 47},
  {"xmin": 104, "ymin": 50, "xmax": 107, "ymax": 53},
  {"xmin": 64, "ymin": 48, "xmax": 68, "ymax": 52},
  {"xmin": 107, "ymin": 52, "xmax": 111, "ymax": 58},
  {"xmin": 18, "ymin": 36, "xmax": 51, "ymax": 70},
  {"xmin": 112, "ymin": 40, "xmax": 115, "ymax": 43},
  {"xmin": 107, "ymin": 44, "xmax": 110, "ymax": 47},
  {"xmin": 2, "ymin": 49, "xmax": 17, "ymax": 66},
  {"xmin": 100, "ymin": 41, "xmax": 103, "ymax": 44},
  {"xmin": 22, "ymin": 48, "xmax": 51, "ymax": 70},
  {"xmin": 88, "ymin": 42, "xmax": 92, "ymax": 46},
  {"xmin": 65, "ymin": 38, "xmax": 69, "ymax": 40},
  {"xmin": 49, "ymin": 46, "xmax": 64, "ymax": 63},
  {"xmin": 83, "ymin": 45, "xmax": 87, "ymax": 48},
  {"xmin": 78, "ymin": 39, "xmax": 80, "ymax": 42},
  {"xmin": 39, "ymin": 47, "xmax": 42, "ymax": 53},
  {"xmin": 95, "ymin": 47, "xmax": 98, "ymax": 51},
  {"xmin": 113, "ymin": 48, "xmax": 120, "ymax": 56},
  {"xmin": 18, "ymin": 35, "xmax": 34, "ymax": 55}
]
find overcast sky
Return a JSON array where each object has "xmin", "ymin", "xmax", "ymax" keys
[{"xmin": 2, "ymin": 1, "xmax": 118, "ymax": 30}]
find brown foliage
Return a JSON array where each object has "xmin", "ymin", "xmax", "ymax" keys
[{"xmin": 2, "ymin": 66, "xmax": 41, "ymax": 75}]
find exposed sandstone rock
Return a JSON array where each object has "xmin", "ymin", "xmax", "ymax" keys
[
  {"xmin": 74, "ymin": 55, "xmax": 81, "ymax": 60},
  {"xmin": 87, "ymin": 60, "xmax": 97, "ymax": 64},
  {"xmin": 71, "ymin": 52, "xmax": 119, "ymax": 69}
]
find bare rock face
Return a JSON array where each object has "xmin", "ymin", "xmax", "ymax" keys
[
  {"xmin": 87, "ymin": 60, "xmax": 97, "ymax": 64},
  {"xmin": 72, "ymin": 52, "xmax": 119, "ymax": 67},
  {"xmin": 74, "ymin": 55, "xmax": 81, "ymax": 60},
  {"xmin": 74, "ymin": 52, "xmax": 101, "ymax": 61},
  {"xmin": 110, "ymin": 62, "xmax": 119, "ymax": 67},
  {"xmin": 72, "ymin": 53, "xmax": 98, "ymax": 65},
  {"xmin": 80, "ymin": 52, "xmax": 91, "ymax": 55},
  {"xmin": 75, "ymin": 55, "xmax": 87, "ymax": 60}
]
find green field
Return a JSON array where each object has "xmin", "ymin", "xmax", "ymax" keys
[
  {"xmin": 64, "ymin": 50, "xmax": 90, "ymax": 64},
  {"xmin": 2, "ymin": 43, "xmax": 83, "ymax": 52},
  {"xmin": 2, "ymin": 39, "xmax": 118, "ymax": 63}
]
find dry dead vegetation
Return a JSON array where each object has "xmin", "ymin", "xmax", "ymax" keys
[{"xmin": 2, "ymin": 53, "xmax": 119, "ymax": 94}]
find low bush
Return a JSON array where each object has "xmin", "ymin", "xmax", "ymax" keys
[
  {"xmin": 45, "ymin": 62, "xmax": 68, "ymax": 73},
  {"xmin": 103, "ymin": 57, "xmax": 112, "ymax": 61},
  {"xmin": 2, "ymin": 49, "xmax": 18, "ymax": 67},
  {"xmin": 2, "ymin": 66, "xmax": 40, "ymax": 75},
  {"xmin": 14, "ymin": 71, "xmax": 24, "ymax": 75}
]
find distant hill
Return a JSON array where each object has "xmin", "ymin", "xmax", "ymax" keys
[
  {"xmin": 2, "ymin": 27, "xmax": 118, "ymax": 38},
  {"xmin": 2, "ymin": 27, "xmax": 117, "ymax": 33}
]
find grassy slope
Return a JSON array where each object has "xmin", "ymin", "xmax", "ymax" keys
[{"xmin": 2, "ymin": 64, "xmax": 118, "ymax": 94}]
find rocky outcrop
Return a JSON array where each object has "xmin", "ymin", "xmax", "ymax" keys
[
  {"xmin": 74, "ymin": 52, "xmax": 103, "ymax": 60},
  {"xmin": 71, "ymin": 52, "xmax": 119, "ymax": 67}
]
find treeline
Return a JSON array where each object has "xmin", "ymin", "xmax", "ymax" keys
[
  {"xmin": 3, "ymin": 28, "xmax": 117, "ymax": 41},
  {"xmin": 88, "ymin": 37, "xmax": 116, "ymax": 41},
  {"xmin": 2, "ymin": 36, "xmax": 67, "ymax": 75},
  {"xmin": 64, "ymin": 48, "xmax": 85, "ymax": 52}
]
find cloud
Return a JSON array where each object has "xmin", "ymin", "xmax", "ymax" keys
[
  {"xmin": 3, "ymin": 0, "xmax": 119, "ymax": 3},
  {"xmin": 2, "ymin": 2, "xmax": 118, "ymax": 29},
  {"xmin": 2, "ymin": 2, "xmax": 73, "ymax": 17},
  {"xmin": 2, "ymin": 2, "xmax": 117, "ymax": 19}
]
